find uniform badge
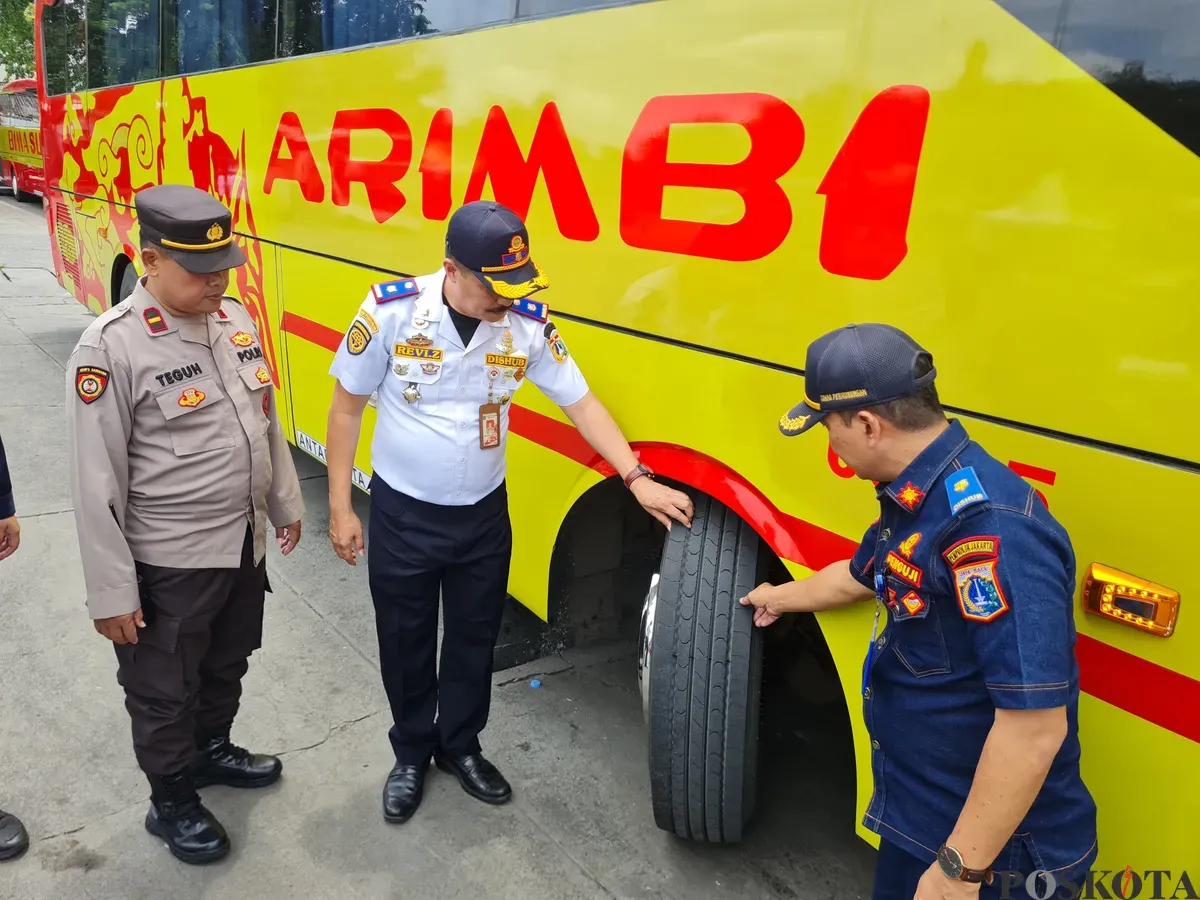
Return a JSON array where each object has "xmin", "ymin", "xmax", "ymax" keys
[
  {"xmin": 885, "ymin": 551, "xmax": 923, "ymax": 588},
  {"xmin": 947, "ymin": 467, "xmax": 989, "ymax": 515},
  {"xmin": 953, "ymin": 560, "xmax": 1010, "ymax": 622},
  {"xmin": 897, "ymin": 532, "xmax": 921, "ymax": 559},
  {"xmin": 885, "ymin": 587, "xmax": 898, "ymax": 611},
  {"xmin": 358, "ymin": 310, "xmax": 379, "ymax": 334},
  {"xmin": 231, "ymin": 331, "xmax": 255, "ymax": 347},
  {"xmin": 509, "ymin": 296, "xmax": 548, "ymax": 323},
  {"xmin": 421, "ymin": 362, "xmax": 440, "ymax": 375},
  {"xmin": 346, "ymin": 321, "xmax": 371, "ymax": 355},
  {"xmin": 402, "ymin": 385, "xmax": 421, "ymax": 403},
  {"xmin": 894, "ymin": 481, "xmax": 925, "ymax": 511},
  {"xmin": 216, "ymin": 308, "xmax": 229, "ymax": 320},
  {"xmin": 942, "ymin": 536, "xmax": 999, "ymax": 567},
  {"xmin": 262, "ymin": 392, "xmax": 271, "ymax": 417},
  {"xmin": 544, "ymin": 323, "xmax": 568, "ymax": 363},
  {"xmin": 255, "ymin": 366, "xmax": 271, "ymax": 384},
  {"xmin": 372, "ymin": 279, "xmax": 420, "ymax": 303},
  {"xmin": 479, "ymin": 403, "xmax": 501, "ymax": 449},
  {"xmin": 75, "ymin": 366, "xmax": 109, "ymax": 404},
  {"xmin": 407, "ymin": 333, "xmax": 433, "ymax": 347},
  {"xmin": 143, "ymin": 308, "xmax": 168, "ymax": 334},
  {"xmin": 178, "ymin": 387, "xmax": 206, "ymax": 408},
  {"xmin": 394, "ymin": 362, "xmax": 410, "ymax": 376},
  {"xmin": 900, "ymin": 592, "xmax": 926, "ymax": 616}
]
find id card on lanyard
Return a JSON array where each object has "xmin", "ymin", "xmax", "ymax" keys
[{"xmin": 861, "ymin": 571, "xmax": 886, "ymax": 697}]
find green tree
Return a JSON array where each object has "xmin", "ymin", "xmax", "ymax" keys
[{"xmin": 0, "ymin": 0, "xmax": 35, "ymax": 80}]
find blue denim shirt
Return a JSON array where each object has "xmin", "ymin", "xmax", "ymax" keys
[{"xmin": 849, "ymin": 420, "xmax": 1098, "ymax": 875}]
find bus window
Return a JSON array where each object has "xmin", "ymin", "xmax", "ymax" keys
[
  {"xmin": 516, "ymin": 0, "xmax": 633, "ymax": 19},
  {"xmin": 86, "ymin": 0, "xmax": 161, "ymax": 88},
  {"xmin": 277, "ymin": 0, "xmax": 512, "ymax": 57},
  {"xmin": 41, "ymin": 0, "xmax": 89, "ymax": 96},
  {"xmin": 161, "ymin": 0, "xmax": 279, "ymax": 75}
]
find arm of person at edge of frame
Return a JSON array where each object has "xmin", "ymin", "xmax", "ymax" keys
[
  {"xmin": 559, "ymin": 391, "xmax": 694, "ymax": 531},
  {"xmin": 265, "ymin": 376, "xmax": 306, "ymax": 556},
  {"xmin": 326, "ymin": 382, "xmax": 372, "ymax": 565},
  {"xmin": 739, "ymin": 559, "xmax": 875, "ymax": 627}
]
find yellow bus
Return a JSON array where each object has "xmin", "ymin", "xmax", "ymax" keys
[{"xmin": 34, "ymin": 0, "xmax": 1198, "ymax": 873}]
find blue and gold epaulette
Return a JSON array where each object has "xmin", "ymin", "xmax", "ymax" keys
[
  {"xmin": 509, "ymin": 296, "xmax": 548, "ymax": 323},
  {"xmin": 371, "ymin": 278, "xmax": 420, "ymax": 303}
]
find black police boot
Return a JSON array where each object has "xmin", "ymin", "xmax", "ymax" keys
[
  {"xmin": 433, "ymin": 751, "xmax": 512, "ymax": 805},
  {"xmin": 382, "ymin": 759, "xmax": 428, "ymax": 824},
  {"xmin": 144, "ymin": 772, "xmax": 230, "ymax": 864},
  {"xmin": 0, "ymin": 808, "xmax": 29, "ymax": 861},
  {"xmin": 193, "ymin": 729, "xmax": 282, "ymax": 789}
]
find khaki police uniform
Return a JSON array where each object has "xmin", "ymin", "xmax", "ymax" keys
[{"xmin": 66, "ymin": 248, "xmax": 304, "ymax": 779}]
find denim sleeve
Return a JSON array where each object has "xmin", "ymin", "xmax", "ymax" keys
[
  {"xmin": 848, "ymin": 519, "xmax": 880, "ymax": 590},
  {"xmin": 939, "ymin": 510, "xmax": 1076, "ymax": 709}
]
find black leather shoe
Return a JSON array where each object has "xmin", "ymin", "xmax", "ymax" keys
[
  {"xmin": 382, "ymin": 761, "xmax": 428, "ymax": 824},
  {"xmin": 434, "ymin": 752, "xmax": 512, "ymax": 805},
  {"xmin": 0, "ymin": 809, "xmax": 29, "ymax": 861},
  {"xmin": 144, "ymin": 773, "xmax": 230, "ymax": 864},
  {"xmin": 193, "ymin": 730, "xmax": 282, "ymax": 789}
]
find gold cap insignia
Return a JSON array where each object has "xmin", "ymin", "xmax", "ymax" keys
[
  {"xmin": 509, "ymin": 235, "xmax": 525, "ymax": 253},
  {"xmin": 207, "ymin": 223, "xmax": 224, "ymax": 241}
]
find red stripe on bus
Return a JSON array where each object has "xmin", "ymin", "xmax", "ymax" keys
[
  {"xmin": 281, "ymin": 314, "xmax": 1199, "ymax": 743},
  {"xmin": 1075, "ymin": 634, "xmax": 1200, "ymax": 745}
]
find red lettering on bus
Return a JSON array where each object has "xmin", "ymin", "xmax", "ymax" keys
[
  {"xmin": 619, "ymin": 93, "xmax": 804, "ymax": 262},
  {"xmin": 420, "ymin": 108, "xmax": 454, "ymax": 221},
  {"xmin": 464, "ymin": 102, "xmax": 599, "ymax": 242},
  {"xmin": 816, "ymin": 85, "xmax": 930, "ymax": 281},
  {"xmin": 329, "ymin": 108, "xmax": 413, "ymax": 224},
  {"xmin": 1007, "ymin": 460, "xmax": 1056, "ymax": 509},
  {"xmin": 263, "ymin": 112, "xmax": 325, "ymax": 203}
]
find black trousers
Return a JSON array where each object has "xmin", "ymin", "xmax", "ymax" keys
[
  {"xmin": 872, "ymin": 839, "xmax": 1047, "ymax": 900},
  {"xmin": 367, "ymin": 475, "xmax": 512, "ymax": 766},
  {"xmin": 113, "ymin": 525, "xmax": 266, "ymax": 776}
]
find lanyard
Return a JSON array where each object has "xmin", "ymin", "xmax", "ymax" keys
[{"xmin": 861, "ymin": 571, "xmax": 885, "ymax": 697}]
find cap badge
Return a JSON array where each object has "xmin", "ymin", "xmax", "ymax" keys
[
  {"xmin": 178, "ymin": 387, "xmax": 206, "ymax": 408},
  {"xmin": 510, "ymin": 235, "xmax": 524, "ymax": 252},
  {"xmin": 207, "ymin": 223, "xmax": 224, "ymax": 241}
]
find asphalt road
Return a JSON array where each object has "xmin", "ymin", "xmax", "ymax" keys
[{"xmin": 0, "ymin": 192, "xmax": 878, "ymax": 900}]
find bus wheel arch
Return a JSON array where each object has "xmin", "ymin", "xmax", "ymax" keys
[{"xmin": 112, "ymin": 253, "xmax": 139, "ymax": 307}]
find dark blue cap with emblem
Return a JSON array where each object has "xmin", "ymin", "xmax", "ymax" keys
[
  {"xmin": 779, "ymin": 323, "xmax": 936, "ymax": 436},
  {"xmin": 445, "ymin": 200, "xmax": 548, "ymax": 301}
]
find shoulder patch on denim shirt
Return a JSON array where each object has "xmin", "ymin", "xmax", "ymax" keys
[
  {"xmin": 946, "ymin": 466, "xmax": 989, "ymax": 515},
  {"xmin": 952, "ymin": 559, "xmax": 1010, "ymax": 622},
  {"xmin": 942, "ymin": 535, "xmax": 1000, "ymax": 567}
]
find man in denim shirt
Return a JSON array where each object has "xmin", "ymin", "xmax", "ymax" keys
[{"xmin": 741, "ymin": 324, "xmax": 1097, "ymax": 900}]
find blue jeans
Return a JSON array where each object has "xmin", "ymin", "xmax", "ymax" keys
[{"xmin": 872, "ymin": 840, "xmax": 1053, "ymax": 900}]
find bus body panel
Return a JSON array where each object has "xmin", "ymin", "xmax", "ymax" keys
[{"xmin": 33, "ymin": 0, "xmax": 1200, "ymax": 872}]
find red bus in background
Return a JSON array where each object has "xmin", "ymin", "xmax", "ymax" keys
[{"xmin": 1, "ymin": 79, "xmax": 45, "ymax": 202}]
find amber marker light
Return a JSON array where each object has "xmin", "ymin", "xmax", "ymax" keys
[{"xmin": 1081, "ymin": 563, "xmax": 1180, "ymax": 637}]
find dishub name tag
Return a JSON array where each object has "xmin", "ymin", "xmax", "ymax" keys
[{"xmin": 479, "ymin": 403, "xmax": 501, "ymax": 449}]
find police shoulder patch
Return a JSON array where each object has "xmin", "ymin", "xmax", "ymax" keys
[
  {"xmin": 371, "ymin": 279, "xmax": 420, "ymax": 303},
  {"xmin": 346, "ymin": 320, "xmax": 372, "ymax": 355},
  {"xmin": 946, "ymin": 466, "xmax": 989, "ymax": 515},
  {"xmin": 509, "ymin": 296, "xmax": 549, "ymax": 323},
  {"xmin": 952, "ymin": 558, "xmax": 1010, "ymax": 622},
  {"xmin": 75, "ymin": 366, "xmax": 110, "ymax": 404}
]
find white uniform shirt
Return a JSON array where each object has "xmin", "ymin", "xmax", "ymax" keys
[{"xmin": 329, "ymin": 269, "xmax": 590, "ymax": 505}]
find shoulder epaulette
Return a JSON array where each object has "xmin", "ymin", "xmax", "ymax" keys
[
  {"xmin": 946, "ymin": 466, "xmax": 989, "ymax": 516},
  {"xmin": 509, "ymin": 296, "xmax": 548, "ymax": 323},
  {"xmin": 372, "ymin": 278, "xmax": 420, "ymax": 303}
]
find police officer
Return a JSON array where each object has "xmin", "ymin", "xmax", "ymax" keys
[
  {"xmin": 0, "ymin": 430, "xmax": 30, "ymax": 862},
  {"xmin": 65, "ymin": 184, "xmax": 306, "ymax": 864},
  {"xmin": 740, "ymin": 324, "xmax": 1097, "ymax": 900},
  {"xmin": 325, "ymin": 200, "xmax": 694, "ymax": 824}
]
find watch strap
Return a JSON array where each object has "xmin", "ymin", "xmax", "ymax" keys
[
  {"xmin": 938, "ymin": 844, "xmax": 994, "ymax": 885},
  {"xmin": 624, "ymin": 463, "xmax": 654, "ymax": 490}
]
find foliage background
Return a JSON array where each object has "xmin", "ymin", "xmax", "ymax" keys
[{"xmin": 0, "ymin": 0, "xmax": 35, "ymax": 79}]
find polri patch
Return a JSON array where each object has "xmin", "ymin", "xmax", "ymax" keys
[
  {"xmin": 76, "ymin": 366, "xmax": 109, "ymax": 404},
  {"xmin": 509, "ymin": 296, "xmax": 548, "ymax": 323},
  {"xmin": 942, "ymin": 535, "xmax": 999, "ymax": 567},
  {"xmin": 346, "ymin": 321, "xmax": 371, "ymax": 355},
  {"xmin": 372, "ymin": 279, "xmax": 419, "ymax": 303},
  {"xmin": 953, "ymin": 560, "xmax": 1010, "ymax": 622},
  {"xmin": 947, "ymin": 466, "xmax": 989, "ymax": 515}
]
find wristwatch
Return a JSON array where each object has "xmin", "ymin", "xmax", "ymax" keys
[
  {"xmin": 936, "ymin": 844, "xmax": 994, "ymax": 885},
  {"xmin": 624, "ymin": 462, "xmax": 654, "ymax": 490}
]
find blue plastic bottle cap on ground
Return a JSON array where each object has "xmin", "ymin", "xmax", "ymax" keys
[{"xmin": 530, "ymin": 679, "xmax": 541, "ymax": 688}]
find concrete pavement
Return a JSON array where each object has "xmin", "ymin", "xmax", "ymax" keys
[{"xmin": 0, "ymin": 193, "xmax": 877, "ymax": 899}]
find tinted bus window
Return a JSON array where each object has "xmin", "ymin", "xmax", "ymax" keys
[
  {"xmin": 87, "ymin": 0, "xmax": 161, "ymax": 88},
  {"xmin": 162, "ymin": 0, "xmax": 278, "ymax": 75},
  {"xmin": 42, "ymin": 0, "xmax": 89, "ymax": 96},
  {"xmin": 278, "ymin": 0, "xmax": 512, "ymax": 57},
  {"xmin": 516, "ymin": 0, "xmax": 622, "ymax": 18}
]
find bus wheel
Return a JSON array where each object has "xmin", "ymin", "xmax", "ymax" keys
[
  {"xmin": 118, "ymin": 261, "xmax": 139, "ymax": 302},
  {"xmin": 638, "ymin": 494, "xmax": 764, "ymax": 843}
]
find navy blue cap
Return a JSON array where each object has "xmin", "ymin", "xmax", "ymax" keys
[
  {"xmin": 445, "ymin": 200, "xmax": 548, "ymax": 300},
  {"xmin": 136, "ymin": 184, "xmax": 247, "ymax": 274},
  {"xmin": 779, "ymin": 323, "xmax": 936, "ymax": 436}
]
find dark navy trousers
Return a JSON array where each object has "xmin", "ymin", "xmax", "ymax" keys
[
  {"xmin": 873, "ymin": 839, "xmax": 1055, "ymax": 900},
  {"xmin": 367, "ymin": 475, "xmax": 512, "ymax": 766}
]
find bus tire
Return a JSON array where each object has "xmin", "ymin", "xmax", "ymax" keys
[
  {"xmin": 642, "ymin": 494, "xmax": 764, "ymax": 843},
  {"xmin": 118, "ymin": 260, "xmax": 139, "ymax": 302}
]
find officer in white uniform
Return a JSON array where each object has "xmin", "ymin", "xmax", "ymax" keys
[{"xmin": 325, "ymin": 200, "xmax": 694, "ymax": 825}]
